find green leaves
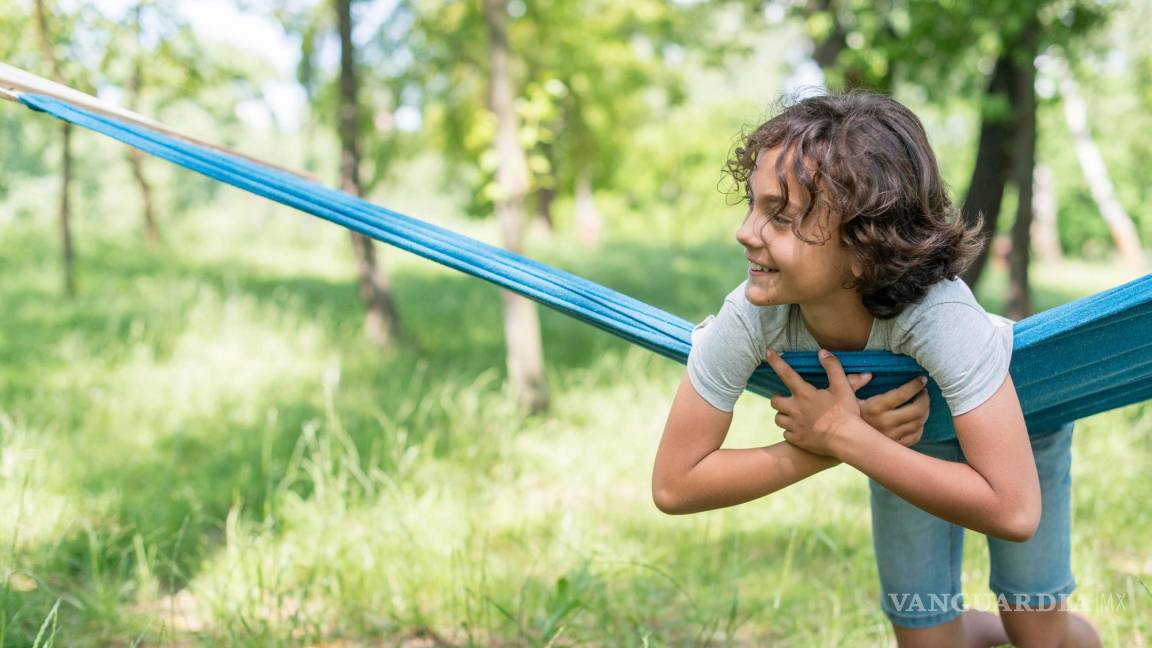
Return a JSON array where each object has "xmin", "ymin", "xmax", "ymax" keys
[{"xmin": 405, "ymin": 0, "xmax": 716, "ymax": 220}]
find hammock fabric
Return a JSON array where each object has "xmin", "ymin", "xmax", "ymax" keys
[{"xmin": 17, "ymin": 93, "xmax": 1152, "ymax": 440}]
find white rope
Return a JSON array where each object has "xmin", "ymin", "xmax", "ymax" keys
[{"xmin": 0, "ymin": 61, "xmax": 313, "ymax": 179}]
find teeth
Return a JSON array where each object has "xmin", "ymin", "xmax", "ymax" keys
[{"xmin": 751, "ymin": 263, "xmax": 777, "ymax": 272}]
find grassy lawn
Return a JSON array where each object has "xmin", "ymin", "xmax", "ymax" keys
[{"xmin": 0, "ymin": 200, "xmax": 1149, "ymax": 646}]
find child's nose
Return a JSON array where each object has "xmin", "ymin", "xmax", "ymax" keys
[{"xmin": 735, "ymin": 215, "xmax": 763, "ymax": 248}]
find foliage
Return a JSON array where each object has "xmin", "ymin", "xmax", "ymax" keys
[
  {"xmin": 758, "ymin": 0, "xmax": 1116, "ymax": 98},
  {"xmin": 403, "ymin": 0, "xmax": 718, "ymax": 219},
  {"xmin": 724, "ymin": 0, "xmax": 1137, "ymax": 258}
]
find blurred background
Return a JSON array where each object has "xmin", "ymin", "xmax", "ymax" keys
[{"xmin": 1, "ymin": 0, "xmax": 1150, "ymax": 645}]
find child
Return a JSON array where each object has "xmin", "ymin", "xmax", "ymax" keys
[{"xmin": 652, "ymin": 91, "xmax": 1101, "ymax": 646}]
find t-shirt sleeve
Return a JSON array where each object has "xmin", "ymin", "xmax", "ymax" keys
[
  {"xmin": 900, "ymin": 302, "xmax": 1014, "ymax": 417},
  {"xmin": 685, "ymin": 297, "xmax": 763, "ymax": 412}
]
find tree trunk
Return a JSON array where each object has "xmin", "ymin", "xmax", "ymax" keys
[
  {"xmin": 960, "ymin": 53, "xmax": 1018, "ymax": 289},
  {"xmin": 533, "ymin": 138, "xmax": 555, "ymax": 234},
  {"xmin": 126, "ymin": 148, "xmax": 158, "ymax": 246},
  {"xmin": 535, "ymin": 186, "xmax": 555, "ymax": 231},
  {"xmin": 336, "ymin": 0, "xmax": 402, "ymax": 347},
  {"xmin": 1006, "ymin": 18, "xmax": 1038, "ymax": 320},
  {"xmin": 35, "ymin": 0, "xmax": 76, "ymax": 296},
  {"xmin": 485, "ymin": 0, "xmax": 549, "ymax": 413},
  {"xmin": 59, "ymin": 121, "xmax": 76, "ymax": 296},
  {"xmin": 1054, "ymin": 56, "xmax": 1146, "ymax": 267},
  {"xmin": 573, "ymin": 167, "xmax": 602, "ymax": 247},
  {"xmin": 126, "ymin": 1, "xmax": 158, "ymax": 247},
  {"xmin": 1031, "ymin": 163, "xmax": 1062, "ymax": 264}
]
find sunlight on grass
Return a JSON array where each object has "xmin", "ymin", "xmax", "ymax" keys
[
  {"xmin": 0, "ymin": 416, "xmax": 76, "ymax": 552},
  {"xmin": 93, "ymin": 291, "xmax": 332, "ymax": 437}
]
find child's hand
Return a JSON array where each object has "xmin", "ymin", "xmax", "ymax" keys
[
  {"xmin": 856, "ymin": 374, "xmax": 930, "ymax": 448},
  {"xmin": 764, "ymin": 348, "xmax": 865, "ymax": 457}
]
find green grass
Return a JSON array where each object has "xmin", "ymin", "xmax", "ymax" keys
[{"xmin": 0, "ymin": 199, "xmax": 1149, "ymax": 646}]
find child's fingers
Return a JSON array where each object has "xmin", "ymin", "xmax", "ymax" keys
[
  {"xmin": 765, "ymin": 348, "xmax": 808, "ymax": 393},
  {"xmin": 817, "ymin": 349, "xmax": 853, "ymax": 394},
  {"xmin": 908, "ymin": 388, "xmax": 931, "ymax": 422},
  {"xmin": 867, "ymin": 375, "xmax": 929, "ymax": 409},
  {"xmin": 898, "ymin": 423, "xmax": 925, "ymax": 447},
  {"xmin": 847, "ymin": 371, "xmax": 873, "ymax": 393},
  {"xmin": 887, "ymin": 389, "xmax": 931, "ymax": 425},
  {"xmin": 774, "ymin": 411, "xmax": 793, "ymax": 431}
]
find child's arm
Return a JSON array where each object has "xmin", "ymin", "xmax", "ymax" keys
[
  {"xmin": 651, "ymin": 372, "xmax": 839, "ymax": 514},
  {"xmin": 766, "ymin": 349, "xmax": 1041, "ymax": 542},
  {"xmin": 652, "ymin": 368, "xmax": 930, "ymax": 514}
]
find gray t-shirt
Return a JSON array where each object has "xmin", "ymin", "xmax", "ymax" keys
[{"xmin": 687, "ymin": 277, "xmax": 1014, "ymax": 417}]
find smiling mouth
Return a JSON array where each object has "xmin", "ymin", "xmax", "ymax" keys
[{"xmin": 749, "ymin": 262, "xmax": 779, "ymax": 273}]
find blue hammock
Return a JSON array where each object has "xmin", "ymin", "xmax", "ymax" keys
[{"xmin": 17, "ymin": 93, "xmax": 1152, "ymax": 440}]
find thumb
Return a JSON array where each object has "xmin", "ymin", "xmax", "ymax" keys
[{"xmin": 847, "ymin": 371, "xmax": 873, "ymax": 393}]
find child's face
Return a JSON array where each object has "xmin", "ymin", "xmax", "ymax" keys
[{"xmin": 735, "ymin": 146, "xmax": 859, "ymax": 308}]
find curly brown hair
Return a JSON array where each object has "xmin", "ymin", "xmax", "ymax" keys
[{"xmin": 723, "ymin": 89, "xmax": 987, "ymax": 319}]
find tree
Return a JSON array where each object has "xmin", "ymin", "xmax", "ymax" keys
[
  {"xmin": 399, "ymin": 0, "xmax": 714, "ymax": 409},
  {"xmin": 516, "ymin": 0, "xmax": 702, "ymax": 247},
  {"xmin": 335, "ymin": 0, "xmax": 403, "ymax": 347},
  {"xmin": 1004, "ymin": 14, "xmax": 1039, "ymax": 319},
  {"xmin": 258, "ymin": 0, "xmax": 408, "ymax": 347},
  {"xmin": 1031, "ymin": 163, "xmax": 1062, "ymax": 264},
  {"xmin": 89, "ymin": 1, "xmax": 263, "ymax": 243},
  {"xmin": 1048, "ymin": 53, "xmax": 1145, "ymax": 267},
  {"xmin": 958, "ymin": 51, "xmax": 1018, "ymax": 292},
  {"xmin": 484, "ymin": 0, "xmax": 548, "ymax": 412},
  {"xmin": 34, "ymin": 0, "xmax": 78, "ymax": 296},
  {"xmin": 407, "ymin": 0, "xmax": 707, "ymax": 235},
  {"xmin": 123, "ymin": 0, "xmax": 159, "ymax": 246},
  {"xmin": 946, "ymin": 3, "xmax": 1108, "ymax": 307}
]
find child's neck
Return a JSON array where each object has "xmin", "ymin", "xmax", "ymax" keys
[{"xmin": 796, "ymin": 294, "xmax": 874, "ymax": 352}]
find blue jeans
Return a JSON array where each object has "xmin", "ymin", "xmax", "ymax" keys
[{"xmin": 868, "ymin": 421, "xmax": 1077, "ymax": 628}]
